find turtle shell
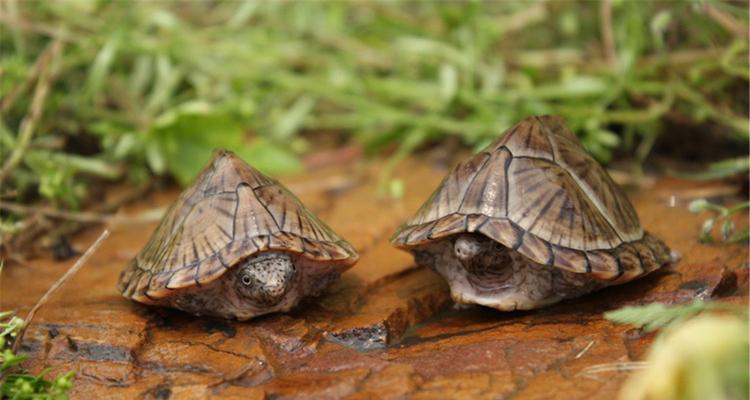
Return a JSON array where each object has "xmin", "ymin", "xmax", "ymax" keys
[
  {"xmin": 118, "ymin": 149, "xmax": 358, "ymax": 303},
  {"xmin": 391, "ymin": 115, "xmax": 670, "ymax": 283}
]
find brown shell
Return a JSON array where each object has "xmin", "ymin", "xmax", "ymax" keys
[
  {"xmin": 118, "ymin": 150, "xmax": 358, "ymax": 302},
  {"xmin": 391, "ymin": 116, "xmax": 670, "ymax": 281}
]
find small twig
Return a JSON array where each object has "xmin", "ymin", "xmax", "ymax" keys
[
  {"xmin": 1, "ymin": 182, "xmax": 152, "ymax": 258},
  {"xmin": 0, "ymin": 12, "xmax": 70, "ymax": 41},
  {"xmin": 0, "ymin": 39, "xmax": 62, "ymax": 186},
  {"xmin": 11, "ymin": 230, "xmax": 110, "ymax": 354},
  {"xmin": 0, "ymin": 200, "xmax": 165, "ymax": 225},
  {"xmin": 703, "ymin": 3, "xmax": 749, "ymax": 39},
  {"xmin": 642, "ymin": 48, "xmax": 726, "ymax": 67},
  {"xmin": 599, "ymin": 0, "xmax": 617, "ymax": 69},
  {"xmin": 578, "ymin": 361, "xmax": 649, "ymax": 378},
  {"xmin": 0, "ymin": 36, "xmax": 63, "ymax": 114},
  {"xmin": 499, "ymin": 2, "xmax": 548, "ymax": 35},
  {"xmin": 575, "ymin": 340, "xmax": 595, "ymax": 359},
  {"xmin": 673, "ymin": 83, "xmax": 750, "ymax": 140},
  {"xmin": 286, "ymin": 175, "xmax": 358, "ymax": 196}
]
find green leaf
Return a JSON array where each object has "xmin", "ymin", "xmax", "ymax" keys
[
  {"xmin": 388, "ymin": 178, "xmax": 405, "ymax": 200},
  {"xmin": 144, "ymin": 102, "xmax": 300, "ymax": 185},
  {"xmin": 672, "ymin": 157, "xmax": 750, "ymax": 181},
  {"xmin": 235, "ymin": 138, "xmax": 302, "ymax": 175},
  {"xmin": 145, "ymin": 140, "xmax": 166, "ymax": 176},
  {"xmin": 1, "ymin": 310, "xmax": 76, "ymax": 397},
  {"xmin": 86, "ymin": 37, "xmax": 119, "ymax": 97},
  {"xmin": 1, "ymin": 349, "xmax": 27, "ymax": 371},
  {"xmin": 271, "ymin": 96, "xmax": 316, "ymax": 140},
  {"xmin": 605, "ymin": 300, "xmax": 746, "ymax": 332},
  {"xmin": 721, "ymin": 219, "xmax": 735, "ymax": 241},
  {"xmin": 728, "ymin": 228, "xmax": 750, "ymax": 243},
  {"xmin": 700, "ymin": 219, "xmax": 716, "ymax": 243},
  {"xmin": 439, "ymin": 64, "xmax": 458, "ymax": 103},
  {"xmin": 688, "ymin": 199, "xmax": 711, "ymax": 213}
]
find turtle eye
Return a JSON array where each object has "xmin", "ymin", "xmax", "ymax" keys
[{"xmin": 241, "ymin": 274, "xmax": 253, "ymax": 286}]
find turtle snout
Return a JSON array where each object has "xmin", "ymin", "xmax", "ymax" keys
[
  {"xmin": 260, "ymin": 268, "xmax": 293, "ymax": 299},
  {"xmin": 236, "ymin": 252, "xmax": 297, "ymax": 306},
  {"xmin": 454, "ymin": 234, "xmax": 485, "ymax": 261}
]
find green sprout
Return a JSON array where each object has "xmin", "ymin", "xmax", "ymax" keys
[
  {"xmin": 688, "ymin": 199, "xmax": 749, "ymax": 244},
  {"xmin": 604, "ymin": 299, "xmax": 746, "ymax": 332},
  {"xmin": 0, "ymin": 310, "xmax": 75, "ymax": 400}
]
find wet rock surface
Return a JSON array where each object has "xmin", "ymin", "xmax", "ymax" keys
[{"xmin": 2, "ymin": 157, "xmax": 747, "ymax": 399}]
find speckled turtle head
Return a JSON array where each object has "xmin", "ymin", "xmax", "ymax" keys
[
  {"xmin": 117, "ymin": 149, "xmax": 359, "ymax": 320},
  {"xmin": 391, "ymin": 116, "xmax": 672, "ymax": 311}
]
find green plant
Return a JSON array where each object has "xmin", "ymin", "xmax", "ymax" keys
[
  {"xmin": 688, "ymin": 198, "xmax": 749, "ymax": 244},
  {"xmin": 0, "ymin": 311, "xmax": 74, "ymax": 400},
  {"xmin": 604, "ymin": 299, "xmax": 746, "ymax": 331},
  {"xmin": 0, "ymin": 1, "xmax": 747, "ymax": 254},
  {"xmin": 674, "ymin": 156, "xmax": 750, "ymax": 181},
  {"xmin": 606, "ymin": 301, "xmax": 749, "ymax": 400}
]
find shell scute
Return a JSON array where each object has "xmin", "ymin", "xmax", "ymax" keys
[
  {"xmin": 430, "ymin": 213, "xmax": 469, "ymax": 239},
  {"xmin": 301, "ymin": 238, "xmax": 329, "ymax": 259},
  {"xmin": 269, "ymin": 232, "xmax": 305, "ymax": 253},
  {"xmin": 413, "ymin": 152, "xmax": 492, "ymax": 225},
  {"xmin": 550, "ymin": 246, "xmax": 589, "ymax": 273},
  {"xmin": 457, "ymin": 148, "xmax": 511, "ymax": 218},
  {"xmin": 516, "ymin": 231, "xmax": 553, "ymax": 266},
  {"xmin": 465, "ymin": 214, "xmax": 489, "ymax": 232},
  {"xmin": 586, "ymin": 250, "xmax": 620, "ymax": 280},
  {"xmin": 489, "ymin": 118, "xmax": 554, "ymax": 160},
  {"xmin": 612, "ymin": 243, "xmax": 644, "ymax": 283},
  {"xmin": 548, "ymin": 120, "xmax": 643, "ymax": 241},
  {"xmin": 399, "ymin": 219, "xmax": 438, "ymax": 246},
  {"xmin": 476, "ymin": 218, "xmax": 522, "ymax": 250},
  {"xmin": 507, "ymin": 156, "xmax": 621, "ymax": 250}
]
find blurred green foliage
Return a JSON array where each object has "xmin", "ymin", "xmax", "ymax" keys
[
  {"xmin": 688, "ymin": 197, "xmax": 750, "ymax": 243},
  {"xmin": 607, "ymin": 301, "xmax": 749, "ymax": 400},
  {"xmin": 0, "ymin": 0, "xmax": 748, "ymax": 211},
  {"xmin": 605, "ymin": 299, "xmax": 746, "ymax": 332}
]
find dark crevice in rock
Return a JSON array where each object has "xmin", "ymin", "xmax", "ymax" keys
[
  {"xmin": 158, "ymin": 340, "xmax": 259, "ymax": 362},
  {"xmin": 78, "ymin": 370, "xmax": 134, "ymax": 388},
  {"xmin": 325, "ymin": 324, "xmax": 388, "ymax": 350},
  {"xmin": 142, "ymin": 383, "xmax": 172, "ymax": 400},
  {"xmin": 201, "ymin": 319, "xmax": 237, "ymax": 338},
  {"xmin": 139, "ymin": 361, "xmax": 214, "ymax": 374},
  {"xmin": 712, "ymin": 270, "xmax": 739, "ymax": 298}
]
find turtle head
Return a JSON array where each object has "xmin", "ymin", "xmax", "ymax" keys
[
  {"xmin": 454, "ymin": 234, "xmax": 489, "ymax": 262},
  {"xmin": 234, "ymin": 252, "xmax": 297, "ymax": 307}
]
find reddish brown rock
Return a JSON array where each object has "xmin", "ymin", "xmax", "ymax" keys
[{"xmin": 1, "ymin": 157, "xmax": 747, "ymax": 399}]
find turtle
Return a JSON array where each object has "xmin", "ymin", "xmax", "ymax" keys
[
  {"xmin": 391, "ymin": 115, "xmax": 672, "ymax": 311},
  {"xmin": 117, "ymin": 149, "xmax": 358, "ymax": 320}
]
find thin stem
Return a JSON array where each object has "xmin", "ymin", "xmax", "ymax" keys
[
  {"xmin": 11, "ymin": 230, "xmax": 110, "ymax": 354},
  {"xmin": 0, "ymin": 40, "xmax": 63, "ymax": 186},
  {"xmin": 599, "ymin": 0, "xmax": 617, "ymax": 69},
  {"xmin": 0, "ymin": 201, "xmax": 164, "ymax": 224}
]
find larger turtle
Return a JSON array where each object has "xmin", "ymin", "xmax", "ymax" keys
[
  {"xmin": 118, "ymin": 150, "xmax": 358, "ymax": 320},
  {"xmin": 391, "ymin": 116, "xmax": 672, "ymax": 311}
]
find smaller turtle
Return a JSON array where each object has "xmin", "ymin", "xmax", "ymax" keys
[
  {"xmin": 118, "ymin": 150, "xmax": 358, "ymax": 320},
  {"xmin": 391, "ymin": 116, "xmax": 672, "ymax": 311}
]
